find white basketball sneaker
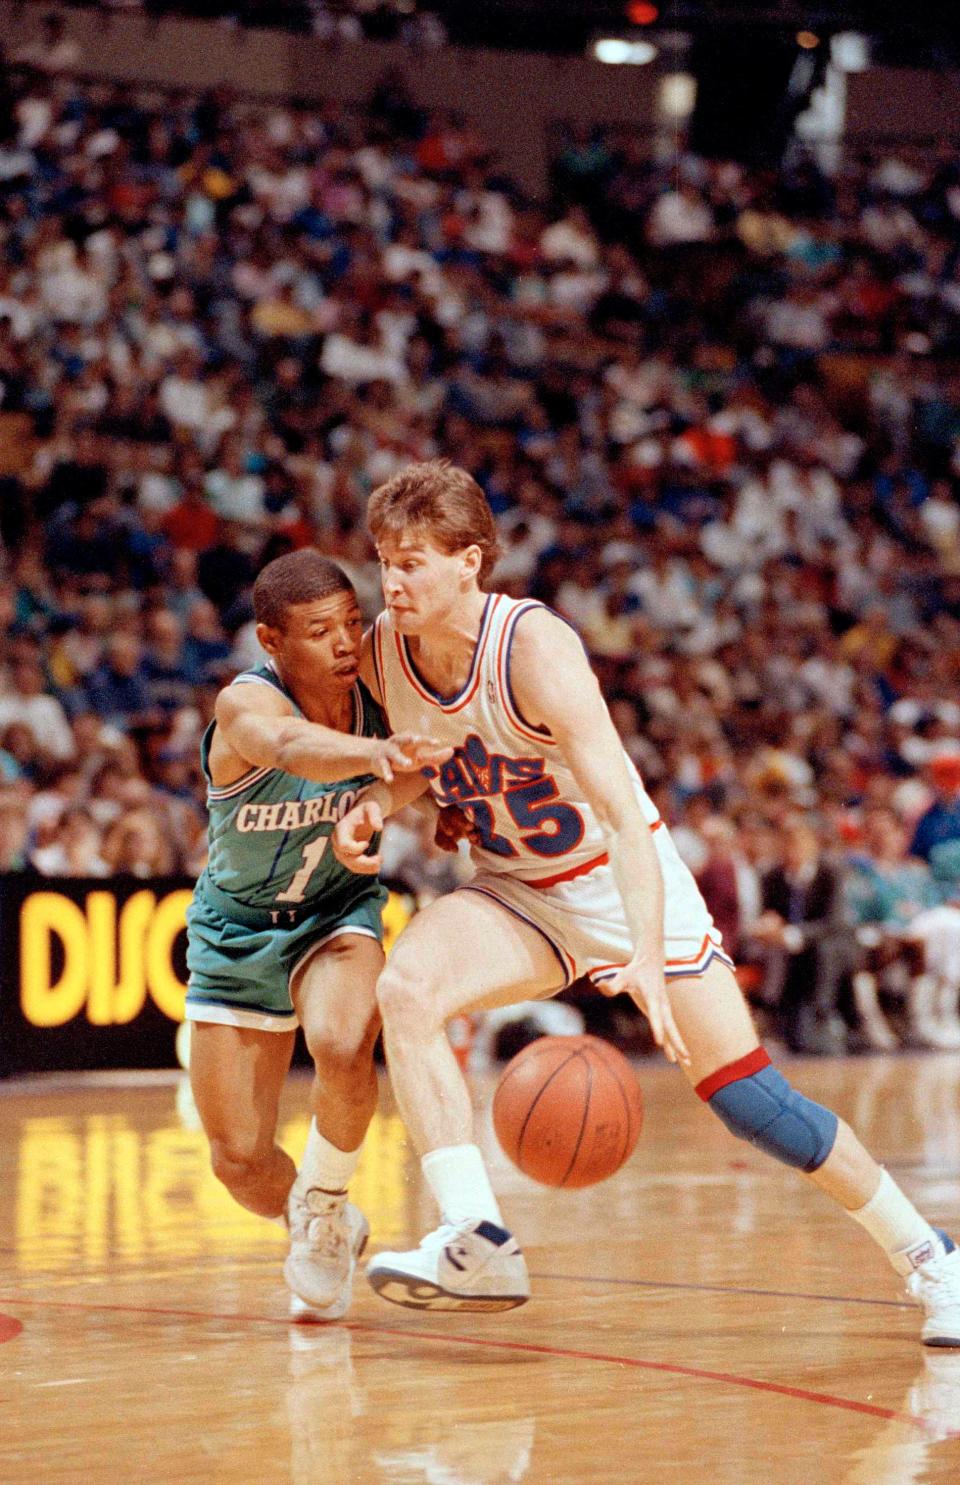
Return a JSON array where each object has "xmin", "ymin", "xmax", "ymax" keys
[
  {"xmin": 905, "ymin": 1236, "xmax": 960, "ymax": 1347},
  {"xmin": 366, "ymin": 1219, "xmax": 530, "ymax": 1312},
  {"xmin": 285, "ymin": 1189, "xmax": 369, "ymax": 1321}
]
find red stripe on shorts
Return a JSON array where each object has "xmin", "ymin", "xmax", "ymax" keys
[
  {"xmin": 695, "ymin": 1046, "xmax": 772, "ymax": 1103},
  {"xmin": 526, "ymin": 852, "xmax": 609, "ymax": 889}
]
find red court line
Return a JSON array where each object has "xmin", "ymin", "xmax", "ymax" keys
[
  {"xmin": 0, "ymin": 1292, "xmax": 945, "ymax": 1435},
  {"xmin": 0, "ymin": 1313, "xmax": 24, "ymax": 1344}
]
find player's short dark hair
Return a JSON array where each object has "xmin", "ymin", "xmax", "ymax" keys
[
  {"xmin": 253, "ymin": 550, "xmax": 355, "ymax": 630},
  {"xmin": 368, "ymin": 460, "xmax": 501, "ymax": 586}
]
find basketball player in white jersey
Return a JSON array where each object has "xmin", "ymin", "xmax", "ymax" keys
[{"xmin": 334, "ymin": 461, "xmax": 960, "ymax": 1343}]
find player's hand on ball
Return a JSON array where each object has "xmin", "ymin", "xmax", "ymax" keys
[
  {"xmin": 332, "ymin": 799, "xmax": 384, "ymax": 874},
  {"xmin": 434, "ymin": 804, "xmax": 479, "ymax": 853},
  {"xmin": 600, "ymin": 956, "xmax": 690, "ymax": 1067},
  {"xmin": 372, "ymin": 734, "xmax": 453, "ymax": 783}
]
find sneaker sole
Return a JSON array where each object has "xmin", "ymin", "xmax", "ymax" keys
[
  {"xmin": 287, "ymin": 1222, "xmax": 370, "ymax": 1321},
  {"xmin": 289, "ymin": 1292, "xmax": 349, "ymax": 1324},
  {"xmin": 367, "ymin": 1266, "xmax": 529, "ymax": 1312}
]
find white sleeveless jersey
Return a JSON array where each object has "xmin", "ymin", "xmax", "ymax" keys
[{"xmin": 372, "ymin": 593, "xmax": 663, "ymax": 883}]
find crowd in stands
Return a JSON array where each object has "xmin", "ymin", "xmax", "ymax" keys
[
  {"xmin": 12, "ymin": 5, "xmax": 448, "ymax": 49},
  {"xmin": 2, "ymin": 55, "xmax": 960, "ymax": 1054}
]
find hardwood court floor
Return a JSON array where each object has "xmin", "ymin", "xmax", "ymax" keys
[{"xmin": 1, "ymin": 1051, "xmax": 959, "ymax": 1484}]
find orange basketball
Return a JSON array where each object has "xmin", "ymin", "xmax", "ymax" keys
[{"xmin": 491, "ymin": 1035, "xmax": 643, "ymax": 1189}]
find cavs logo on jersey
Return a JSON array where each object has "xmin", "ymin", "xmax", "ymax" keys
[{"xmin": 426, "ymin": 732, "xmax": 584, "ymax": 859}]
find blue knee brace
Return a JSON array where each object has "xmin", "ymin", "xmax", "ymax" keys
[{"xmin": 697, "ymin": 1049, "xmax": 838, "ymax": 1173}]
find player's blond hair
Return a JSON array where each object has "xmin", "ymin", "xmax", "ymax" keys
[{"xmin": 368, "ymin": 460, "xmax": 501, "ymax": 587}]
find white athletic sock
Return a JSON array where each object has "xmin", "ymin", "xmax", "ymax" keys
[
  {"xmin": 421, "ymin": 1143, "xmax": 504, "ymax": 1227},
  {"xmin": 294, "ymin": 1118, "xmax": 361, "ymax": 1195},
  {"xmin": 848, "ymin": 1169, "xmax": 944, "ymax": 1275}
]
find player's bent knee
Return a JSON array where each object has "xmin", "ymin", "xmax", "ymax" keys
[
  {"xmin": 375, "ymin": 964, "xmax": 436, "ymax": 1030},
  {"xmin": 209, "ymin": 1138, "xmax": 268, "ymax": 1192},
  {"xmin": 306, "ymin": 1028, "xmax": 377, "ymax": 1086},
  {"xmin": 696, "ymin": 1048, "xmax": 838, "ymax": 1173},
  {"xmin": 302, "ymin": 1001, "xmax": 379, "ymax": 1063}
]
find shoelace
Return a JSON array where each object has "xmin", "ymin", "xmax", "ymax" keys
[
  {"xmin": 306, "ymin": 1214, "xmax": 348, "ymax": 1260},
  {"xmin": 293, "ymin": 1191, "xmax": 348, "ymax": 1260}
]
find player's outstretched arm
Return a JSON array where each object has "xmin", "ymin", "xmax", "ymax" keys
[
  {"xmin": 509, "ymin": 609, "xmax": 689, "ymax": 1065},
  {"xmin": 216, "ymin": 683, "xmax": 451, "ymax": 786}
]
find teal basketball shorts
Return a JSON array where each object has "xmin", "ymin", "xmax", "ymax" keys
[{"xmin": 185, "ymin": 874, "xmax": 387, "ymax": 1032}]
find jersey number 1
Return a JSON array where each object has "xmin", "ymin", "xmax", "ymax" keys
[{"xmin": 276, "ymin": 838, "xmax": 329, "ymax": 904}]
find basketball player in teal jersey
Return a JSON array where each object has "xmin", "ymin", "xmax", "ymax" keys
[
  {"xmin": 332, "ymin": 461, "xmax": 960, "ymax": 1346},
  {"xmin": 185, "ymin": 548, "xmax": 451, "ymax": 1319}
]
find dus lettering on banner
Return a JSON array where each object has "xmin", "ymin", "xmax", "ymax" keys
[{"xmin": 19, "ymin": 886, "xmax": 192, "ymax": 1028}]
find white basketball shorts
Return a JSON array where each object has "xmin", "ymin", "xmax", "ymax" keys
[{"xmin": 462, "ymin": 822, "xmax": 734, "ymax": 989}]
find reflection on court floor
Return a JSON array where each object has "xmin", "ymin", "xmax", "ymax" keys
[
  {"xmin": 12, "ymin": 1091, "xmax": 417, "ymax": 1274},
  {"xmin": 2, "ymin": 1055, "xmax": 960, "ymax": 1483}
]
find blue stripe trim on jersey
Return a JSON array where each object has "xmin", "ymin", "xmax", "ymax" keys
[
  {"xmin": 207, "ymin": 765, "xmax": 274, "ymax": 801},
  {"xmin": 459, "ymin": 885, "xmax": 573, "ymax": 988},
  {"xmin": 501, "ymin": 601, "xmax": 554, "ymax": 740},
  {"xmin": 232, "ymin": 672, "xmax": 282, "ymax": 689},
  {"xmin": 400, "ymin": 593, "xmax": 493, "ymax": 707}
]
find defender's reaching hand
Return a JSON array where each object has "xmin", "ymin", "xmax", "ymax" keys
[
  {"xmin": 371, "ymin": 734, "xmax": 453, "ymax": 783},
  {"xmin": 333, "ymin": 799, "xmax": 385, "ymax": 875}
]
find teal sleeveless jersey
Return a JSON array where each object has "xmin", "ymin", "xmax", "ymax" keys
[{"xmin": 200, "ymin": 664, "xmax": 388, "ymax": 912}]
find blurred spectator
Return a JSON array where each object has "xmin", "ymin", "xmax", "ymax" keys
[
  {"xmin": 647, "ymin": 183, "xmax": 714, "ymax": 247},
  {"xmin": 695, "ymin": 815, "xmax": 760, "ymax": 964},
  {"xmin": 910, "ymin": 754, "xmax": 960, "ymax": 865},
  {"xmin": 14, "ymin": 14, "xmax": 83, "ymax": 74},
  {"xmin": 845, "ymin": 808, "xmax": 960, "ymax": 1049},
  {"xmin": 196, "ymin": 525, "xmax": 257, "ymax": 619},
  {"xmin": 31, "ymin": 805, "xmax": 110, "ymax": 877},
  {"xmin": 750, "ymin": 816, "xmax": 852, "ymax": 1054},
  {"xmin": 162, "ymin": 484, "xmax": 221, "ymax": 555},
  {"xmin": 0, "ymin": 658, "xmax": 75, "ymax": 760},
  {"xmin": 181, "ymin": 600, "xmax": 232, "ymax": 682},
  {"xmin": 902, "ymin": 897, "xmax": 960, "ymax": 1051},
  {"xmin": 1, "ymin": 722, "xmax": 41, "ymax": 781},
  {"xmin": 102, "ymin": 809, "xmax": 177, "ymax": 878},
  {"xmin": 0, "ymin": 791, "xmax": 30, "ymax": 871},
  {"xmin": 85, "ymin": 636, "xmax": 158, "ymax": 730},
  {"xmin": 143, "ymin": 610, "xmax": 193, "ymax": 713}
]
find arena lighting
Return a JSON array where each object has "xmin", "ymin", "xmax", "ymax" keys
[
  {"xmin": 831, "ymin": 31, "xmax": 870, "ymax": 72},
  {"xmin": 796, "ymin": 30, "xmax": 820, "ymax": 49},
  {"xmin": 626, "ymin": 1, "xmax": 659, "ymax": 23},
  {"xmin": 659, "ymin": 71, "xmax": 697, "ymax": 118},
  {"xmin": 593, "ymin": 37, "xmax": 658, "ymax": 65}
]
